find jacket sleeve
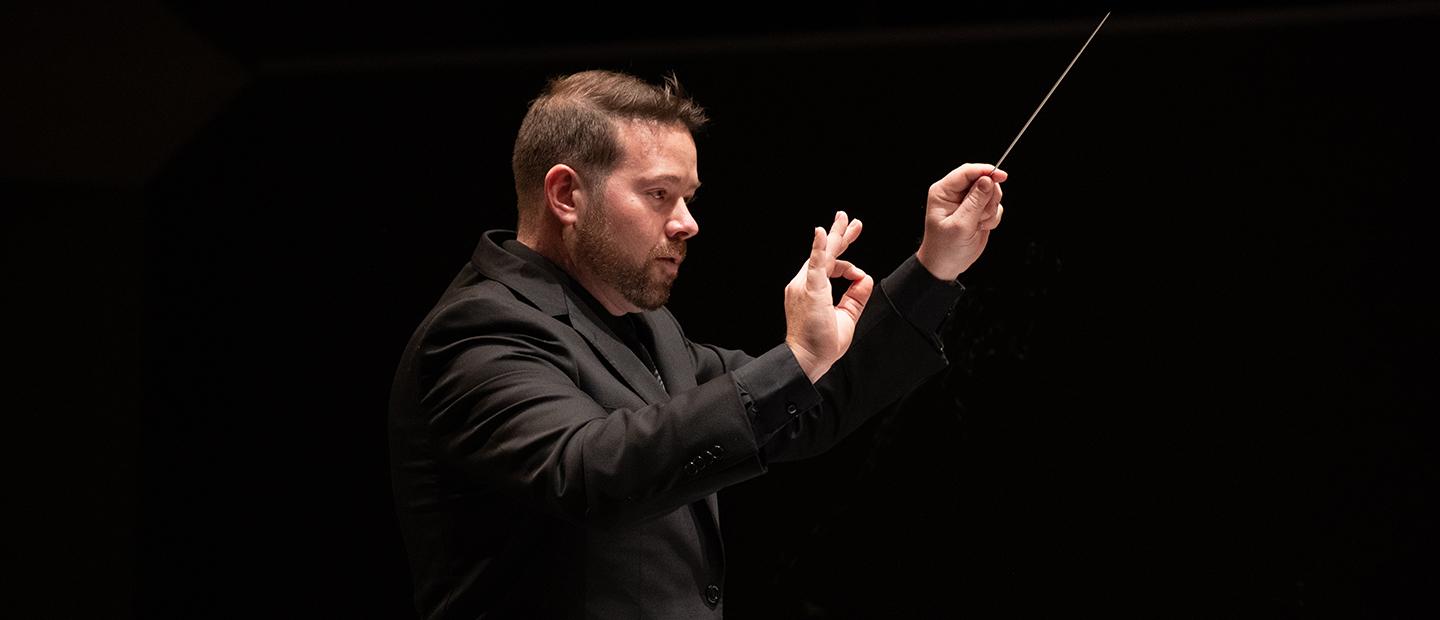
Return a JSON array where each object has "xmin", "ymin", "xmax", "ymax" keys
[
  {"xmin": 687, "ymin": 254, "xmax": 966, "ymax": 464},
  {"xmin": 416, "ymin": 295, "xmax": 772, "ymax": 530},
  {"xmin": 415, "ymin": 255, "xmax": 961, "ymax": 528}
]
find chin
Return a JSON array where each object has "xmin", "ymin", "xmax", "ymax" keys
[{"xmin": 629, "ymin": 284, "xmax": 672, "ymax": 311}]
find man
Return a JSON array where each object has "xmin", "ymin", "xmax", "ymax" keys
[{"xmin": 389, "ymin": 69, "xmax": 1006, "ymax": 619}]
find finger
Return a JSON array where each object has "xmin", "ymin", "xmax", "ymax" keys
[
  {"xmin": 806, "ymin": 226, "xmax": 826, "ymax": 268},
  {"xmin": 806, "ymin": 227, "xmax": 830, "ymax": 290},
  {"xmin": 792, "ymin": 227, "xmax": 825, "ymax": 286},
  {"xmin": 826, "ymin": 211, "xmax": 849, "ymax": 257},
  {"xmin": 980, "ymin": 204, "xmax": 1004, "ymax": 231},
  {"xmin": 829, "ymin": 259, "xmax": 861, "ymax": 280},
  {"xmin": 979, "ymin": 165, "xmax": 1010, "ymax": 183},
  {"xmin": 934, "ymin": 163, "xmax": 1004, "ymax": 203},
  {"xmin": 836, "ymin": 262, "xmax": 865, "ymax": 283},
  {"xmin": 845, "ymin": 218, "xmax": 862, "ymax": 245},
  {"xmin": 980, "ymin": 181, "xmax": 1002, "ymax": 221},
  {"xmin": 969, "ymin": 228, "xmax": 991, "ymax": 257},
  {"xmin": 833, "ymin": 218, "xmax": 862, "ymax": 258},
  {"xmin": 836, "ymin": 273, "xmax": 875, "ymax": 321}
]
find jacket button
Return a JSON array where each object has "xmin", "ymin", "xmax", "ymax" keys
[
  {"xmin": 705, "ymin": 584, "xmax": 721, "ymax": 605},
  {"xmin": 684, "ymin": 462, "xmax": 698, "ymax": 475},
  {"xmin": 785, "ymin": 402, "xmax": 798, "ymax": 415},
  {"xmin": 709, "ymin": 444, "xmax": 725, "ymax": 458}
]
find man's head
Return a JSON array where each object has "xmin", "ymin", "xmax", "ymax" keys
[{"xmin": 511, "ymin": 70, "xmax": 708, "ymax": 315}]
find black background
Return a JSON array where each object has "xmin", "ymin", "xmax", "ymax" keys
[{"xmin": 5, "ymin": 1, "xmax": 1438, "ymax": 617}]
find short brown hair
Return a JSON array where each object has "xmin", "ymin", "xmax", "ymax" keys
[{"xmin": 511, "ymin": 70, "xmax": 709, "ymax": 229}]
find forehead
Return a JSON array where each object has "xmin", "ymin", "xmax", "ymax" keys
[{"xmin": 610, "ymin": 119, "xmax": 698, "ymax": 183}]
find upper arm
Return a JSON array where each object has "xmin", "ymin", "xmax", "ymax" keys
[
  {"xmin": 415, "ymin": 297, "xmax": 766, "ymax": 528},
  {"xmin": 419, "ymin": 302, "xmax": 603, "ymax": 510}
]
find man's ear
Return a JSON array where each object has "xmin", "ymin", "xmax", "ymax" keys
[{"xmin": 543, "ymin": 164, "xmax": 582, "ymax": 227}]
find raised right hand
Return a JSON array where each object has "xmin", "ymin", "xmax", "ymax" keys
[{"xmin": 915, "ymin": 163, "xmax": 1008, "ymax": 281}]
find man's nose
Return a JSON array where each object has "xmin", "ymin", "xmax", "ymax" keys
[{"xmin": 667, "ymin": 199, "xmax": 699, "ymax": 239}]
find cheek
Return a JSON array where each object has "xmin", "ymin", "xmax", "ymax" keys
[{"xmin": 611, "ymin": 203, "xmax": 666, "ymax": 242}]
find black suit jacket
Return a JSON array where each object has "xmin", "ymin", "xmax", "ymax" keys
[{"xmin": 389, "ymin": 230, "xmax": 963, "ymax": 619}]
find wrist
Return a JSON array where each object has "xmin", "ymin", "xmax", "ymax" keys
[
  {"xmin": 915, "ymin": 245, "xmax": 963, "ymax": 281},
  {"xmin": 784, "ymin": 339, "xmax": 830, "ymax": 384}
]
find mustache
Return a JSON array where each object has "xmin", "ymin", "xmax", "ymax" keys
[{"xmin": 656, "ymin": 240, "xmax": 687, "ymax": 260}]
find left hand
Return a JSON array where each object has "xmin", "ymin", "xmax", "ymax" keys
[
  {"xmin": 784, "ymin": 211, "xmax": 874, "ymax": 383},
  {"xmin": 915, "ymin": 163, "xmax": 1008, "ymax": 281}
]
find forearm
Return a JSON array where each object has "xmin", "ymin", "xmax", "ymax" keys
[
  {"xmin": 759, "ymin": 254, "xmax": 962, "ymax": 462},
  {"xmin": 426, "ymin": 364, "xmax": 772, "ymax": 529}
]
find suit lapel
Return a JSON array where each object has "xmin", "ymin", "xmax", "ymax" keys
[
  {"xmin": 472, "ymin": 231, "xmax": 668, "ymax": 406},
  {"xmin": 582, "ymin": 306, "xmax": 725, "ymax": 578},
  {"xmin": 640, "ymin": 310, "xmax": 725, "ymax": 574},
  {"xmin": 639, "ymin": 310, "xmax": 695, "ymax": 395},
  {"xmin": 565, "ymin": 297, "xmax": 670, "ymax": 406}
]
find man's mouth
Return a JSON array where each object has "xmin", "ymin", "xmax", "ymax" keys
[{"xmin": 656, "ymin": 256, "xmax": 682, "ymax": 274}]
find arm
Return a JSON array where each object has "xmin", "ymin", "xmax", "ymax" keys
[
  {"xmin": 415, "ymin": 261, "xmax": 952, "ymax": 531},
  {"xmin": 737, "ymin": 163, "xmax": 1008, "ymax": 461},
  {"xmin": 762, "ymin": 254, "xmax": 963, "ymax": 462},
  {"xmin": 679, "ymin": 251, "xmax": 964, "ymax": 464},
  {"xmin": 416, "ymin": 164, "xmax": 1004, "ymax": 528},
  {"xmin": 418, "ymin": 296, "xmax": 778, "ymax": 530}
]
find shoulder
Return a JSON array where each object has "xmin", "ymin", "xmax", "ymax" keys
[
  {"xmin": 402, "ymin": 282, "xmax": 583, "ymax": 398},
  {"xmin": 422, "ymin": 279, "xmax": 568, "ymax": 350},
  {"xmin": 432, "ymin": 279, "xmax": 538, "ymax": 325}
]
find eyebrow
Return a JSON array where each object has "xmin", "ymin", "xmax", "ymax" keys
[{"xmin": 639, "ymin": 174, "xmax": 701, "ymax": 192}]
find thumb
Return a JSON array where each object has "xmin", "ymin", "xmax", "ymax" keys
[{"xmin": 948, "ymin": 175, "xmax": 994, "ymax": 223}]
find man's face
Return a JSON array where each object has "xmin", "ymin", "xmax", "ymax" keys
[{"xmin": 573, "ymin": 120, "xmax": 701, "ymax": 313}]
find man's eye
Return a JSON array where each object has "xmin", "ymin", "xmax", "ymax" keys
[{"xmin": 648, "ymin": 190, "xmax": 666, "ymax": 200}]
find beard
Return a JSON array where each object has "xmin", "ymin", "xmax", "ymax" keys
[{"xmin": 574, "ymin": 197, "xmax": 686, "ymax": 311}]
